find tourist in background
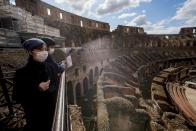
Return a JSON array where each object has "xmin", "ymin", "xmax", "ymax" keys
[
  {"xmin": 42, "ymin": 37, "xmax": 65, "ymax": 77},
  {"xmin": 42, "ymin": 37, "xmax": 73, "ymax": 75}
]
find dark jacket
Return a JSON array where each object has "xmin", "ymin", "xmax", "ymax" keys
[
  {"xmin": 13, "ymin": 56, "xmax": 58, "ymax": 131},
  {"xmin": 46, "ymin": 55, "xmax": 64, "ymax": 74},
  {"xmin": 46, "ymin": 55, "xmax": 64, "ymax": 86}
]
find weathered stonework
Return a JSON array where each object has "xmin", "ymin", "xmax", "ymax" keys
[{"xmin": 15, "ymin": 0, "xmax": 109, "ymax": 31}]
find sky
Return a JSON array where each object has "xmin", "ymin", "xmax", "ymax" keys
[{"xmin": 41, "ymin": 0, "xmax": 196, "ymax": 34}]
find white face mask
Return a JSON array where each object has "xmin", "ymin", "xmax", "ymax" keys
[
  {"xmin": 33, "ymin": 51, "xmax": 48, "ymax": 62},
  {"xmin": 49, "ymin": 48, "xmax": 55, "ymax": 55}
]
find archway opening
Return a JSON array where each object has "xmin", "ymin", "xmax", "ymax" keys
[
  {"xmin": 95, "ymin": 66, "xmax": 99, "ymax": 81},
  {"xmin": 89, "ymin": 69, "xmax": 93, "ymax": 88},
  {"xmin": 83, "ymin": 77, "xmax": 88, "ymax": 94},
  {"xmin": 75, "ymin": 83, "xmax": 82, "ymax": 104},
  {"xmin": 67, "ymin": 81, "xmax": 74, "ymax": 105},
  {"xmin": 100, "ymin": 68, "xmax": 103, "ymax": 75}
]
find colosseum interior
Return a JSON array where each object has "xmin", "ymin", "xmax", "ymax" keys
[{"xmin": 0, "ymin": 0, "xmax": 196, "ymax": 131}]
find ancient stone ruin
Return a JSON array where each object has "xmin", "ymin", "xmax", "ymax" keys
[{"xmin": 0, "ymin": 0, "xmax": 196, "ymax": 131}]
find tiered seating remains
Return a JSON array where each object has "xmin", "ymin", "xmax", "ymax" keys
[
  {"xmin": 151, "ymin": 66, "xmax": 196, "ymax": 130},
  {"xmin": 166, "ymin": 83, "xmax": 196, "ymax": 126},
  {"xmin": 97, "ymin": 51, "xmax": 196, "ymax": 131}
]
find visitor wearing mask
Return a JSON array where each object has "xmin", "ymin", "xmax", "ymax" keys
[
  {"xmin": 13, "ymin": 38, "xmax": 58, "ymax": 131},
  {"xmin": 42, "ymin": 37, "xmax": 65, "ymax": 75}
]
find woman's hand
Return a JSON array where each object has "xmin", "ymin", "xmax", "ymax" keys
[{"xmin": 39, "ymin": 80, "xmax": 50, "ymax": 91}]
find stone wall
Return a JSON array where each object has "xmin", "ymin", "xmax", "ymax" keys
[
  {"xmin": 0, "ymin": 5, "xmax": 60, "ymax": 37},
  {"xmin": 0, "ymin": 0, "xmax": 111, "ymax": 47},
  {"xmin": 114, "ymin": 25, "xmax": 145, "ymax": 34},
  {"xmin": 0, "ymin": 28, "xmax": 21, "ymax": 47},
  {"xmin": 45, "ymin": 20, "xmax": 110, "ymax": 47},
  {"xmin": 15, "ymin": 0, "xmax": 110, "ymax": 31},
  {"xmin": 180, "ymin": 27, "xmax": 196, "ymax": 35}
]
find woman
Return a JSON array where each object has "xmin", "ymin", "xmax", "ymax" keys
[
  {"xmin": 13, "ymin": 38, "xmax": 58, "ymax": 131},
  {"xmin": 42, "ymin": 37, "xmax": 65, "ymax": 75}
]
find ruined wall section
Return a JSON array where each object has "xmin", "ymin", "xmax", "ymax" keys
[
  {"xmin": 15, "ymin": 0, "xmax": 111, "ymax": 46},
  {"xmin": 0, "ymin": 4, "xmax": 61, "ymax": 37},
  {"xmin": 15, "ymin": 0, "xmax": 110, "ymax": 31},
  {"xmin": 113, "ymin": 25, "xmax": 196, "ymax": 49},
  {"xmin": 180, "ymin": 27, "xmax": 196, "ymax": 37},
  {"xmin": 45, "ymin": 20, "xmax": 110, "ymax": 47},
  {"xmin": 114, "ymin": 25, "xmax": 145, "ymax": 34},
  {"xmin": 0, "ymin": 28, "xmax": 21, "ymax": 47},
  {"xmin": 112, "ymin": 29, "xmax": 196, "ymax": 48}
]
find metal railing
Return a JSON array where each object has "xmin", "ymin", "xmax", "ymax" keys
[
  {"xmin": 0, "ymin": 66, "xmax": 25, "ymax": 129},
  {"xmin": 52, "ymin": 71, "xmax": 71, "ymax": 131},
  {"xmin": 0, "ymin": 66, "xmax": 14, "ymax": 114}
]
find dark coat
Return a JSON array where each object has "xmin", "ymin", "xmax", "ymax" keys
[
  {"xmin": 46, "ymin": 55, "xmax": 65, "ymax": 87},
  {"xmin": 46, "ymin": 55, "xmax": 64, "ymax": 75},
  {"xmin": 13, "ymin": 56, "xmax": 58, "ymax": 131}
]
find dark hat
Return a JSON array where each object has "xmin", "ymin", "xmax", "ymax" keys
[
  {"xmin": 41, "ymin": 37, "xmax": 55, "ymax": 46},
  {"xmin": 23, "ymin": 38, "xmax": 46, "ymax": 51}
]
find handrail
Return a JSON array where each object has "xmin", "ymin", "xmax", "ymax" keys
[
  {"xmin": 0, "ymin": 66, "xmax": 13, "ymax": 114},
  {"xmin": 52, "ymin": 71, "xmax": 71, "ymax": 131},
  {"xmin": 52, "ymin": 71, "xmax": 65, "ymax": 131}
]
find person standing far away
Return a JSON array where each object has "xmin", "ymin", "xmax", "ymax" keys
[{"xmin": 13, "ymin": 38, "xmax": 58, "ymax": 131}]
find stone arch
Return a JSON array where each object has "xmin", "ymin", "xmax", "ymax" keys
[
  {"xmin": 100, "ymin": 68, "xmax": 103, "ymax": 75},
  {"xmin": 157, "ymin": 42, "xmax": 161, "ymax": 47},
  {"xmin": 76, "ymin": 83, "xmax": 82, "ymax": 97},
  {"xmin": 89, "ymin": 69, "xmax": 94, "ymax": 88},
  {"xmin": 67, "ymin": 81, "xmax": 74, "ymax": 105},
  {"xmin": 95, "ymin": 66, "xmax": 99, "ymax": 80},
  {"xmin": 83, "ymin": 77, "xmax": 89, "ymax": 94},
  {"xmin": 75, "ymin": 83, "xmax": 82, "ymax": 104}
]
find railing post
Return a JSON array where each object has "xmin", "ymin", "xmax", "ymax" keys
[
  {"xmin": 52, "ymin": 70, "xmax": 73, "ymax": 131},
  {"xmin": 0, "ymin": 66, "xmax": 13, "ymax": 114},
  {"xmin": 65, "ymin": 69, "xmax": 71, "ymax": 131}
]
